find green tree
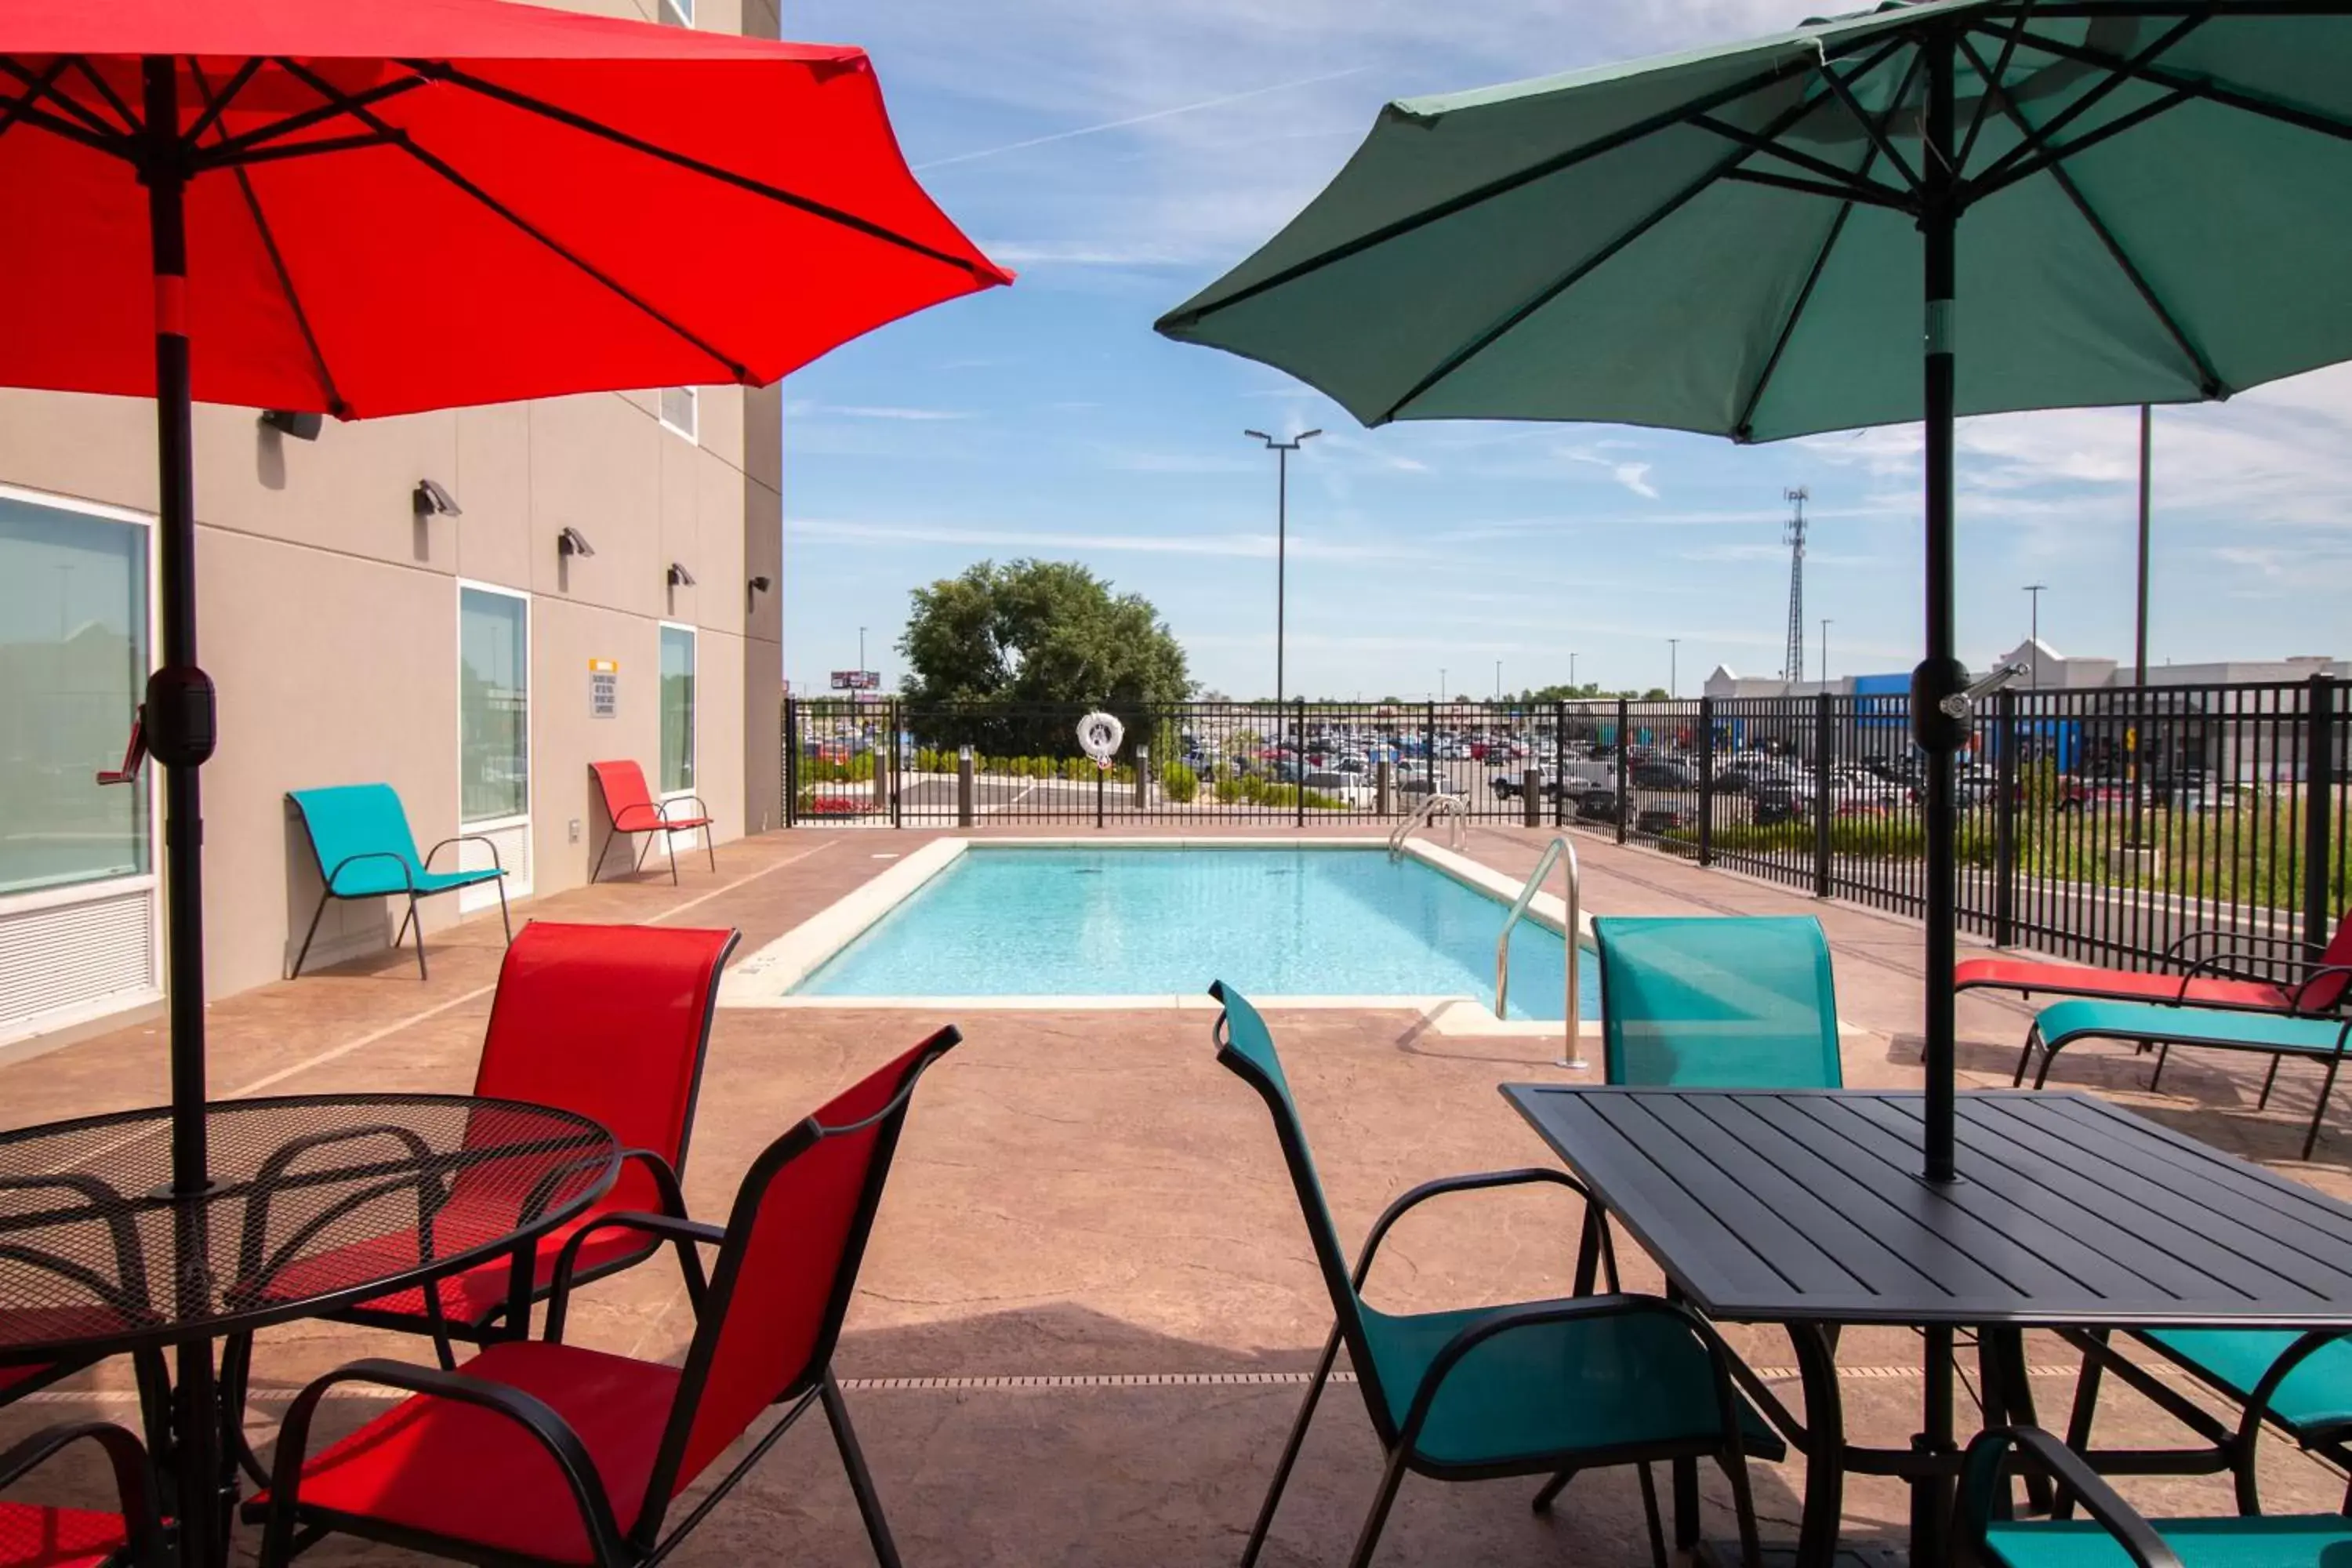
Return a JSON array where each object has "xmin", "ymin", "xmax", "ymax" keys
[{"xmin": 898, "ymin": 560, "xmax": 1192, "ymax": 756}]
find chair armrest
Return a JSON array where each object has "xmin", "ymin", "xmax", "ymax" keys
[
  {"xmin": 2172, "ymin": 949, "xmax": 2296, "ymax": 1000},
  {"xmin": 1959, "ymin": 1428, "xmax": 2182, "ymax": 1568},
  {"xmin": 1352, "ymin": 1167, "xmax": 1592, "ymax": 1290},
  {"xmin": 322, "ymin": 849, "xmax": 416, "ymax": 896},
  {"xmin": 0, "ymin": 1421, "xmax": 162, "ymax": 1563},
  {"xmin": 656, "ymin": 795, "xmax": 713, "ymax": 824},
  {"xmin": 1397, "ymin": 1294, "xmax": 1751, "ymax": 1460},
  {"xmin": 422, "ymin": 835, "xmax": 503, "ymax": 875},
  {"xmin": 264, "ymin": 1358, "xmax": 627, "ymax": 1566},
  {"xmin": 543, "ymin": 1199, "xmax": 722, "ymax": 1343}
]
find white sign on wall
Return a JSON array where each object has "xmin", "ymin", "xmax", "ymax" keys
[{"xmin": 590, "ymin": 659, "xmax": 619, "ymax": 719}]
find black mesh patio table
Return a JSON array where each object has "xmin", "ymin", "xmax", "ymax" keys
[
  {"xmin": 1501, "ymin": 1085, "xmax": 2352, "ymax": 1568},
  {"xmin": 0, "ymin": 1093, "xmax": 619, "ymax": 1568}
]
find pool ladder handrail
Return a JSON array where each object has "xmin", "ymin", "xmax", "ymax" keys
[
  {"xmin": 1386, "ymin": 790, "xmax": 1468, "ymax": 860},
  {"xmin": 1494, "ymin": 835, "xmax": 1587, "ymax": 1070}
]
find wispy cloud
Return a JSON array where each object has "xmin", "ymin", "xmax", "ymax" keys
[
  {"xmin": 913, "ymin": 65, "xmax": 1374, "ymax": 171},
  {"xmin": 786, "ymin": 401, "xmax": 978, "ymax": 422},
  {"xmin": 787, "ymin": 517, "xmax": 1434, "ymax": 564}
]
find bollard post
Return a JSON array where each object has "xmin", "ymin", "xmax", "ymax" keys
[
  {"xmin": 956, "ymin": 746, "xmax": 975, "ymax": 829},
  {"xmin": 1134, "ymin": 745, "xmax": 1150, "ymax": 812},
  {"xmin": 1523, "ymin": 768, "xmax": 1541, "ymax": 829},
  {"xmin": 1376, "ymin": 759, "xmax": 1393, "ymax": 816}
]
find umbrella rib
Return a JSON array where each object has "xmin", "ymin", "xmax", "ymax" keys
[
  {"xmin": 0, "ymin": 57, "xmax": 71, "ymax": 144},
  {"xmin": 0, "ymin": 57, "xmax": 131, "ymax": 156},
  {"xmin": 273, "ymin": 56, "xmax": 751, "ymax": 385},
  {"xmin": 1966, "ymin": 11, "xmax": 2207, "ymax": 192},
  {"xmin": 1688, "ymin": 112, "xmax": 1915, "ymax": 204},
  {"xmin": 1966, "ymin": 87, "xmax": 2195, "ymax": 201},
  {"xmin": 1733, "ymin": 51, "xmax": 1926, "ymax": 441},
  {"xmin": 1372, "ymin": 78, "xmax": 1854, "ymax": 426},
  {"xmin": 194, "ymin": 74, "xmax": 431, "ymax": 167},
  {"xmin": 1155, "ymin": 52, "xmax": 1847, "ymax": 332},
  {"xmin": 1955, "ymin": 0, "xmax": 2038, "ymax": 172},
  {"xmin": 1995, "ymin": 25, "xmax": 2352, "ymax": 145},
  {"xmin": 1811, "ymin": 52, "xmax": 1923, "ymax": 192},
  {"xmin": 404, "ymin": 61, "xmax": 1002, "ymax": 284},
  {"xmin": 187, "ymin": 60, "xmax": 350, "ymax": 418},
  {"xmin": 1721, "ymin": 167, "xmax": 1913, "ymax": 209},
  {"xmin": 1953, "ymin": 34, "xmax": 2220, "ymax": 397},
  {"xmin": 184, "ymin": 57, "xmax": 266, "ymax": 147},
  {"xmin": 66, "ymin": 56, "xmax": 140, "ymax": 139}
]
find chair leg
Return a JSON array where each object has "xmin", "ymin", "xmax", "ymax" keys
[
  {"xmin": 1636, "ymin": 1463, "xmax": 1669, "ymax": 1568},
  {"xmin": 2053, "ymin": 1330, "xmax": 2110, "ymax": 1521},
  {"xmin": 666, "ymin": 824, "xmax": 680, "ymax": 886},
  {"xmin": 493, "ymin": 876, "xmax": 513, "ymax": 947},
  {"xmin": 1243, "ymin": 1323, "xmax": 1345, "ymax": 1568},
  {"xmin": 2013, "ymin": 1027, "xmax": 2041, "ymax": 1088},
  {"xmin": 703, "ymin": 828, "xmax": 716, "ymax": 873},
  {"xmin": 1719, "ymin": 1444, "xmax": 1763, "ymax": 1568},
  {"xmin": 406, "ymin": 894, "xmax": 428, "ymax": 980},
  {"xmin": 1531, "ymin": 1468, "xmax": 1577, "ymax": 1513},
  {"xmin": 218, "ymin": 1334, "xmax": 272, "ymax": 1490},
  {"xmin": 821, "ymin": 1371, "xmax": 902, "ymax": 1568},
  {"xmin": 2260, "ymin": 1054, "xmax": 2285, "ymax": 1111},
  {"xmin": 1673, "ymin": 1454, "xmax": 1700, "ymax": 1548},
  {"xmin": 290, "ymin": 892, "xmax": 333, "ymax": 979},
  {"xmin": 634, "ymin": 832, "xmax": 655, "ymax": 871},
  {"xmin": 1345, "ymin": 1443, "xmax": 1412, "ymax": 1568},
  {"xmin": 2307, "ymin": 1054, "xmax": 2343, "ymax": 1161},
  {"xmin": 2149, "ymin": 1043, "xmax": 2171, "ymax": 1093}
]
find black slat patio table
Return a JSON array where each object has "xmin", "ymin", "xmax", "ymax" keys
[
  {"xmin": 0, "ymin": 1093, "xmax": 620, "ymax": 1567},
  {"xmin": 1501, "ymin": 1085, "xmax": 2352, "ymax": 1568}
]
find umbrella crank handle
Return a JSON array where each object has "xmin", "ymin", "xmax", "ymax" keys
[{"xmin": 96, "ymin": 706, "xmax": 148, "ymax": 786}]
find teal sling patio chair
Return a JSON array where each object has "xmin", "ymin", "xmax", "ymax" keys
[
  {"xmin": 1592, "ymin": 916, "xmax": 1843, "ymax": 1091},
  {"xmin": 1209, "ymin": 981, "xmax": 1777, "ymax": 1568},
  {"xmin": 287, "ymin": 784, "xmax": 512, "ymax": 981},
  {"xmin": 1962, "ymin": 1425, "xmax": 2352, "ymax": 1568}
]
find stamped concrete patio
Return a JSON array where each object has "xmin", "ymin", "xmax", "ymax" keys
[{"xmin": 5, "ymin": 822, "xmax": 2348, "ymax": 1566}]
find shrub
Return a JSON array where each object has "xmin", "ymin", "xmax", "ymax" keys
[
  {"xmin": 1214, "ymin": 777, "xmax": 1246, "ymax": 804},
  {"xmin": 1161, "ymin": 763, "xmax": 1200, "ymax": 803}
]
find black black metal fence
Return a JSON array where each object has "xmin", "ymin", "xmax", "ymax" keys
[{"xmin": 784, "ymin": 679, "xmax": 2347, "ymax": 974}]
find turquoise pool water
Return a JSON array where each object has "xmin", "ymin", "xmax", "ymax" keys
[{"xmin": 793, "ymin": 847, "xmax": 1598, "ymax": 1020}]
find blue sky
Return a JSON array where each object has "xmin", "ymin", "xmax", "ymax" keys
[{"xmin": 778, "ymin": 0, "xmax": 2352, "ymax": 702}]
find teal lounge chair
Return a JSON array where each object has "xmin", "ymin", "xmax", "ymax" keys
[
  {"xmin": 2018, "ymin": 998, "xmax": 2352, "ymax": 1160},
  {"xmin": 1593, "ymin": 916, "xmax": 1843, "ymax": 1089},
  {"xmin": 1209, "ymin": 981, "xmax": 1778, "ymax": 1568},
  {"xmin": 287, "ymin": 784, "xmax": 512, "ymax": 980},
  {"xmin": 1963, "ymin": 1425, "xmax": 2352, "ymax": 1568}
]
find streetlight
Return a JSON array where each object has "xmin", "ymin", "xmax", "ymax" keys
[
  {"xmin": 1570, "ymin": 651, "xmax": 1578, "ymax": 691},
  {"xmin": 1246, "ymin": 428, "xmax": 1320, "ymax": 769},
  {"xmin": 1668, "ymin": 637, "xmax": 1679, "ymax": 698},
  {"xmin": 858, "ymin": 625, "xmax": 866, "ymax": 677},
  {"xmin": 1820, "ymin": 619, "xmax": 1832, "ymax": 684},
  {"xmin": 1439, "ymin": 666, "xmax": 1447, "ymax": 702},
  {"xmin": 1494, "ymin": 659, "xmax": 1502, "ymax": 702},
  {"xmin": 2023, "ymin": 584, "xmax": 2048, "ymax": 688}
]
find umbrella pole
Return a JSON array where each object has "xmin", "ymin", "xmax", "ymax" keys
[
  {"xmin": 143, "ymin": 56, "xmax": 228, "ymax": 1568},
  {"xmin": 1911, "ymin": 31, "xmax": 1964, "ymax": 1568}
]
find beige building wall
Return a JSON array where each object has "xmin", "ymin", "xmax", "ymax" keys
[{"xmin": 0, "ymin": 0, "xmax": 786, "ymax": 1041}]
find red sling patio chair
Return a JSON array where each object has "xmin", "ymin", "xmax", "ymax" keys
[
  {"xmin": 0, "ymin": 1421, "xmax": 162, "ymax": 1568},
  {"xmin": 246, "ymin": 1025, "xmax": 960, "ymax": 1568},
  {"xmin": 1956, "ymin": 909, "xmax": 2352, "ymax": 1018},
  {"xmin": 590, "ymin": 762, "xmax": 714, "ymax": 886},
  {"xmin": 221, "ymin": 920, "xmax": 738, "ymax": 1453}
]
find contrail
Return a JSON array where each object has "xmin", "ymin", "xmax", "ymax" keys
[{"xmin": 913, "ymin": 65, "xmax": 1372, "ymax": 172}]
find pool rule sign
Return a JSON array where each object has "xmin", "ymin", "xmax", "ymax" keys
[{"xmin": 590, "ymin": 659, "xmax": 619, "ymax": 719}]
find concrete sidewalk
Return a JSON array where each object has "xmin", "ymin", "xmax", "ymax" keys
[{"xmin": 3, "ymin": 824, "xmax": 2346, "ymax": 1566}]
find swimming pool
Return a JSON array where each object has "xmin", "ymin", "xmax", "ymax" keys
[{"xmin": 786, "ymin": 844, "xmax": 1597, "ymax": 1021}]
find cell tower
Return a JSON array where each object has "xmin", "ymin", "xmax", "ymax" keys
[{"xmin": 1783, "ymin": 486, "xmax": 1809, "ymax": 685}]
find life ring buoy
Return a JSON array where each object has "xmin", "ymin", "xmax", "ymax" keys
[{"xmin": 1077, "ymin": 711, "xmax": 1124, "ymax": 769}]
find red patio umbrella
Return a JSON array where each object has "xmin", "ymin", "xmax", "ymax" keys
[
  {"xmin": 0, "ymin": 0, "xmax": 1008, "ymax": 1189},
  {"xmin": 0, "ymin": 11, "xmax": 1001, "ymax": 1555}
]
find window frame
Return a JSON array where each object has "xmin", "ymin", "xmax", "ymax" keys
[
  {"xmin": 659, "ymin": 619, "xmax": 699, "ymax": 805},
  {"xmin": 659, "ymin": 386, "xmax": 699, "ymax": 444},
  {"xmin": 0, "ymin": 482, "xmax": 159, "ymax": 916},
  {"xmin": 659, "ymin": 0, "xmax": 695, "ymax": 25},
  {"xmin": 455, "ymin": 580, "xmax": 533, "ymax": 904}
]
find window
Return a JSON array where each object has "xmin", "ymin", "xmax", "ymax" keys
[
  {"xmin": 659, "ymin": 387, "xmax": 698, "ymax": 442},
  {"xmin": 0, "ymin": 492, "xmax": 149, "ymax": 896},
  {"xmin": 459, "ymin": 586, "xmax": 529, "ymax": 825},
  {"xmin": 660, "ymin": 623, "xmax": 696, "ymax": 793},
  {"xmin": 660, "ymin": 0, "xmax": 695, "ymax": 24}
]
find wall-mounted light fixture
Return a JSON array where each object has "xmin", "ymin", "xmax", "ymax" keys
[
  {"xmin": 557, "ymin": 526, "xmax": 595, "ymax": 559},
  {"xmin": 666, "ymin": 562, "xmax": 696, "ymax": 588},
  {"xmin": 412, "ymin": 478, "xmax": 461, "ymax": 517},
  {"xmin": 748, "ymin": 575, "xmax": 772, "ymax": 594},
  {"xmin": 259, "ymin": 408, "xmax": 322, "ymax": 441}
]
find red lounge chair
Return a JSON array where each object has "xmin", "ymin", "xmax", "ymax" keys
[
  {"xmin": 0, "ymin": 1422, "xmax": 161, "ymax": 1568},
  {"xmin": 250, "ymin": 1026, "xmax": 961, "ymax": 1568},
  {"xmin": 227, "ymin": 923, "xmax": 738, "ymax": 1386},
  {"xmin": 1955, "ymin": 910, "xmax": 2352, "ymax": 1017},
  {"xmin": 590, "ymin": 760, "xmax": 715, "ymax": 884}
]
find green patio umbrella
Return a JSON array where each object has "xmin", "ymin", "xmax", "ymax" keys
[{"xmin": 1156, "ymin": 2, "xmax": 2352, "ymax": 1547}]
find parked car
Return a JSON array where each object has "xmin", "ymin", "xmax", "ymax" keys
[
  {"xmin": 1635, "ymin": 801, "xmax": 1694, "ymax": 836},
  {"xmin": 1490, "ymin": 772, "xmax": 1567, "ymax": 803},
  {"xmin": 1575, "ymin": 790, "xmax": 1627, "ymax": 824},
  {"xmin": 1751, "ymin": 784, "xmax": 1809, "ymax": 827},
  {"xmin": 1631, "ymin": 760, "xmax": 1697, "ymax": 790}
]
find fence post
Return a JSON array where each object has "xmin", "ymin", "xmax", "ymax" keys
[
  {"xmin": 1697, "ymin": 696, "xmax": 1715, "ymax": 866},
  {"xmin": 956, "ymin": 746, "xmax": 975, "ymax": 828},
  {"xmin": 782, "ymin": 699, "xmax": 798, "ymax": 828},
  {"xmin": 1994, "ymin": 688, "xmax": 2019, "ymax": 948},
  {"xmin": 2306, "ymin": 674, "xmax": 2337, "ymax": 957},
  {"xmin": 1523, "ymin": 767, "xmax": 1541, "ymax": 829},
  {"xmin": 1813, "ymin": 692, "xmax": 1834, "ymax": 898},
  {"xmin": 1425, "ymin": 702, "xmax": 1437, "ymax": 802},
  {"xmin": 1615, "ymin": 697, "xmax": 1630, "ymax": 846},
  {"xmin": 1554, "ymin": 701, "xmax": 1568, "ymax": 827},
  {"xmin": 887, "ymin": 699, "xmax": 902, "ymax": 829},
  {"xmin": 1296, "ymin": 698, "xmax": 1308, "ymax": 828}
]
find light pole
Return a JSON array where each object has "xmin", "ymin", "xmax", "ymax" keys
[
  {"xmin": 1820, "ymin": 619, "xmax": 1832, "ymax": 685},
  {"xmin": 1668, "ymin": 638, "xmax": 1679, "ymax": 699},
  {"xmin": 1246, "ymin": 428, "xmax": 1320, "ymax": 771},
  {"xmin": 858, "ymin": 625, "xmax": 866, "ymax": 677},
  {"xmin": 1494, "ymin": 659, "xmax": 1502, "ymax": 702},
  {"xmin": 2023, "ymin": 584, "xmax": 2048, "ymax": 688},
  {"xmin": 1570, "ymin": 651, "xmax": 1578, "ymax": 691},
  {"xmin": 1439, "ymin": 666, "xmax": 1447, "ymax": 702}
]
